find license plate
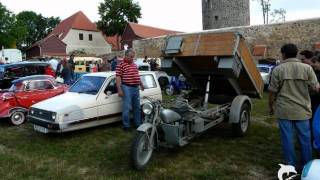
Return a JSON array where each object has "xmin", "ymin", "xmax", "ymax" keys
[{"xmin": 33, "ymin": 125, "xmax": 49, "ymax": 133}]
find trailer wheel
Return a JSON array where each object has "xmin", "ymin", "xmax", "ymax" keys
[{"xmin": 232, "ymin": 103, "xmax": 250, "ymax": 136}]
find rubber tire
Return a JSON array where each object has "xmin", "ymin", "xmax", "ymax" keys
[
  {"xmin": 10, "ymin": 111, "xmax": 26, "ymax": 126},
  {"xmin": 232, "ymin": 103, "xmax": 250, "ymax": 137},
  {"xmin": 131, "ymin": 131, "xmax": 154, "ymax": 170}
]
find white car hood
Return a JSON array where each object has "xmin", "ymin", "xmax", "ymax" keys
[{"xmin": 31, "ymin": 92, "xmax": 97, "ymax": 113}]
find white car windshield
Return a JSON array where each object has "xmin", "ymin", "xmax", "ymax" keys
[{"xmin": 69, "ymin": 76, "xmax": 106, "ymax": 95}]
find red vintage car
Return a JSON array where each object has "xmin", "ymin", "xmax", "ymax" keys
[{"xmin": 0, "ymin": 75, "xmax": 68, "ymax": 125}]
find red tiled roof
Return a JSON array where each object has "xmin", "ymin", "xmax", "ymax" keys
[
  {"xmin": 127, "ymin": 22, "xmax": 181, "ymax": 38},
  {"xmin": 252, "ymin": 45, "xmax": 267, "ymax": 56},
  {"xmin": 49, "ymin": 11, "xmax": 99, "ymax": 40},
  {"xmin": 29, "ymin": 34, "xmax": 66, "ymax": 49},
  {"xmin": 105, "ymin": 35, "xmax": 122, "ymax": 51}
]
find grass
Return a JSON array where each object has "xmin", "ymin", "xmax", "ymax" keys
[{"xmin": 0, "ymin": 93, "xmax": 284, "ymax": 179}]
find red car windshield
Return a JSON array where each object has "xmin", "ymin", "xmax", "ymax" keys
[{"xmin": 9, "ymin": 82, "xmax": 24, "ymax": 92}]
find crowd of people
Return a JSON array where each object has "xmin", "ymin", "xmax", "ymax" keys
[
  {"xmin": 53, "ymin": 54, "xmax": 75, "ymax": 85},
  {"xmin": 268, "ymin": 44, "xmax": 320, "ymax": 172}
]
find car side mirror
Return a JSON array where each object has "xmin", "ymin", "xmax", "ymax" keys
[{"xmin": 106, "ymin": 91, "xmax": 112, "ymax": 96}]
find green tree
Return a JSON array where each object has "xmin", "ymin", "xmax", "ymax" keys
[
  {"xmin": 16, "ymin": 11, "xmax": 60, "ymax": 51},
  {"xmin": 97, "ymin": 0, "xmax": 141, "ymax": 49},
  {"xmin": 0, "ymin": 3, "xmax": 27, "ymax": 48}
]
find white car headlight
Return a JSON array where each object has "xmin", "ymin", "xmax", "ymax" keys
[
  {"xmin": 51, "ymin": 112, "xmax": 56, "ymax": 120},
  {"xmin": 142, "ymin": 102, "xmax": 153, "ymax": 115},
  {"xmin": 30, "ymin": 109, "xmax": 34, "ymax": 115}
]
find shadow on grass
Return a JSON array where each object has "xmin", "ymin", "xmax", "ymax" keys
[{"xmin": 0, "ymin": 118, "xmax": 9, "ymax": 127}]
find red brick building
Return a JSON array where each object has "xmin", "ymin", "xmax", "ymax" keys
[
  {"xmin": 121, "ymin": 22, "xmax": 180, "ymax": 50},
  {"xmin": 26, "ymin": 35, "xmax": 67, "ymax": 59}
]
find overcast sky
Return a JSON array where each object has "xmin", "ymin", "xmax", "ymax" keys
[{"xmin": 1, "ymin": 0, "xmax": 320, "ymax": 32}]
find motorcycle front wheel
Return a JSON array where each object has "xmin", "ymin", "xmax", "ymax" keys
[{"xmin": 131, "ymin": 131, "xmax": 154, "ymax": 170}]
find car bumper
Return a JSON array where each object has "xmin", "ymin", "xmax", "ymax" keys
[{"xmin": 28, "ymin": 116, "xmax": 61, "ymax": 133}]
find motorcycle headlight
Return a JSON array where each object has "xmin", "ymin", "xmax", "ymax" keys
[
  {"xmin": 142, "ymin": 102, "xmax": 153, "ymax": 115},
  {"xmin": 51, "ymin": 112, "xmax": 57, "ymax": 120}
]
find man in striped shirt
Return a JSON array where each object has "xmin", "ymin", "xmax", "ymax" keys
[{"xmin": 116, "ymin": 49, "xmax": 144, "ymax": 131}]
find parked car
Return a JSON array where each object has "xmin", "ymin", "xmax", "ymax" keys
[
  {"xmin": 0, "ymin": 75, "xmax": 68, "ymax": 125},
  {"xmin": 0, "ymin": 48, "xmax": 22, "ymax": 64},
  {"xmin": 0, "ymin": 61, "xmax": 54, "ymax": 89},
  {"xmin": 28, "ymin": 71, "xmax": 162, "ymax": 133},
  {"xmin": 257, "ymin": 64, "xmax": 274, "ymax": 86},
  {"xmin": 135, "ymin": 59, "xmax": 170, "ymax": 90}
]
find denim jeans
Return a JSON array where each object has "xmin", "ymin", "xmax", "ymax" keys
[
  {"xmin": 121, "ymin": 84, "xmax": 141, "ymax": 128},
  {"xmin": 278, "ymin": 119, "xmax": 312, "ymax": 167}
]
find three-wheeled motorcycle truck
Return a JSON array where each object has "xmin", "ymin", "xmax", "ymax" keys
[{"xmin": 131, "ymin": 31, "xmax": 264, "ymax": 170}]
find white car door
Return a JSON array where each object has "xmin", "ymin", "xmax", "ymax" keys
[
  {"xmin": 97, "ymin": 76, "xmax": 122, "ymax": 119},
  {"xmin": 140, "ymin": 74, "xmax": 162, "ymax": 101}
]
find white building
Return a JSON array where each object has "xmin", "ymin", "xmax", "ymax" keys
[{"xmin": 48, "ymin": 11, "xmax": 111, "ymax": 56}]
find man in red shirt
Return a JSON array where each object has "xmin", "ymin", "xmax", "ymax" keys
[{"xmin": 116, "ymin": 49, "xmax": 144, "ymax": 131}]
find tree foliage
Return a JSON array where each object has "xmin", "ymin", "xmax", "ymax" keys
[
  {"xmin": 253, "ymin": 0, "xmax": 286, "ymax": 24},
  {"xmin": 270, "ymin": 8, "xmax": 286, "ymax": 23},
  {"xmin": 97, "ymin": 0, "xmax": 141, "ymax": 36},
  {"xmin": 16, "ymin": 11, "xmax": 60, "ymax": 51},
  {"xmin": 0, "ymin": 3, "xmax": 60, "ymax": 51},
  {"xmin": 0, "ymin": 2, "xmax": 27, "ymax": 48}
]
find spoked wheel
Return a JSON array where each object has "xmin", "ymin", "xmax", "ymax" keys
[
  {"xmin": 131, "ymin": 130, "xmax": 154, "ymax": 170},
  {"xmin": 10, "ymin": 111, "xmax": 26, "ymax": 126},
  {"xmin": 232, "ymin": 103, "xmax": 250, "ymax": 137}
]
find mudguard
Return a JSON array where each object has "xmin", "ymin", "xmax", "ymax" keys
[
  {"xmin": 313, "ymin": 105, "xmax": 320, "ymax": 151},
  {"xmin": 136, "ymin": 123, "xmax": 153, "ymax": 132},
  {"xmin": 229, "ymin": 95, "xmax": 252, "ymax": 123},
  {"xmin": 9, "ymin": 107, "xmax": 28, "ymax": 115}
]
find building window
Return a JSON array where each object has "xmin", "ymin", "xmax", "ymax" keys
[
  {"xmin": 89, "ymin": 34, "xmax": 93, "ymax": 41},
  {"xmin": 79, "ymin": 33, "xmax": 83, "ymax": 40},
  {"xmin": 215, "ymin": 16, "xmax": 219, "ymax": 21}
]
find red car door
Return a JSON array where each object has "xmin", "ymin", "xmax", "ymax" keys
[
  {"xmin": 16, "ymin": 80, "xmax": 50, "ymax": 107},
  {"xmin": 15, "ymin": 90, "xmax": 36, "ymax": 108},
  {"xmin": 42, "ymin": 80, "xmax": 65, "ymax": 98}
]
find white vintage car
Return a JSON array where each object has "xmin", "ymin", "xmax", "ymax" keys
[{"xmin": 28, "ymin": 71, "xmax": 162, "ymax": 133}]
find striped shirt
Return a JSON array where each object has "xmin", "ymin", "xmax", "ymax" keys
[{"xmin": 116, "ymin": 58, "xmax": 141, "ymax": 85}]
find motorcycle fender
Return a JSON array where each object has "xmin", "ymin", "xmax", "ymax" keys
[{"xmin": 137, "ymin": 123, "xmax": 153, "ymax": 132}]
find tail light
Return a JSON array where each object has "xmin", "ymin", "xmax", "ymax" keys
[{"xmin": 1, "ymin": 92, "xmax": 14, "ymax": 101}]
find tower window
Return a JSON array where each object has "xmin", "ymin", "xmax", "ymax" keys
[
  {"xmin": 79, "ymin": 33, "xmax": 83, "ymax": 40},
  {"xmin": 215, "ymin": 16, "xmax": 219, "ymax": 20}
]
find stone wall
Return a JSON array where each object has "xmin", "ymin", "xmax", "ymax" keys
[
  {"xmin": 202, "ymin": 0, "xmax": 250, "ymax": 30},
  {"xmin": 133, "ymin": 18, "xmax": 320, "ymax": 60}
]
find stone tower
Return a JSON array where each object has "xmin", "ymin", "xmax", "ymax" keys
[{"xmin": 202, "ymin": 0, "xmax": 250, "ymax": 30}]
